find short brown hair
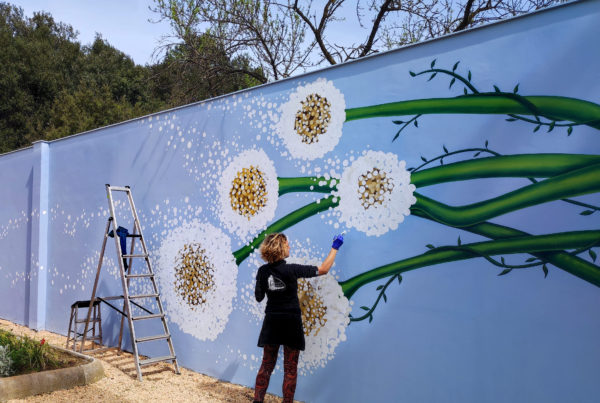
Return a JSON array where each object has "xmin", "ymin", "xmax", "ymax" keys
[{"xmin": 260, "ymin": 233, "xmax": 288, "ymax": 263}]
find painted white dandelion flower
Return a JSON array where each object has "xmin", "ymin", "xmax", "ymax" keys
[
  {"xmin": 275, "ymin": 78, "xmax": 346, "ymax": 160},
  {"xmin": 288, "ymin": 248, "xmax": 351, "ymax": 373},
  {"xmin": 337, "ymin": 150, "xmax": 417, "ymax": 236},
  {"xmin": 217, "ymin": 149, "xmax": 279, "ymax": 241},
  {"xmin": 155, "ymin": 220, "xmax": 237, "ymax": 341},
  {"xmin": 297, "ymin": 273, "xmax": 351, "ymax": 374}
]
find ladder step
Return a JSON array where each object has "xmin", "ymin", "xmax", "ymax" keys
[
  {"xmin": 75, "ymin": 318, "xmax": 101, "ymax": 323},
  {"xmin": 139, "ymin": 355, "xmax": 176, "ymax": 366},
  {"xmin": 108, "ymin": 186, "xmax": 130, "ymax": 192},
  {"xmin": 74, "ymin": 335, "xmax": 102, "ymax": 341},
  {"xmin": 125, "ymin": 273, "xmax": 154, "ymax": 279},
  {"xmin": 132, "ymin": 313, "xmax": 164, "ymax": 321},
  {"xmin": 136, "ymin": 334, "xmax": 170, "ymax": 343},
  {"xmin": 129, "ymin": 293, "xmax": 159, "ymax": 300},
  {"xmin": 123, "ymin": 254, "xmax": 148, "ymax": 258}
]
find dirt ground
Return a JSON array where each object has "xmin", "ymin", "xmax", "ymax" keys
[{"xmin": 0, "ymin": 319, "xmax": 300, "ymax": 403}]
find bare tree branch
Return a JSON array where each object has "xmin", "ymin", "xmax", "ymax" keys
[
  {"xmin": 150, "ymin": 0, "xmax": 560, "ymax": 86},
  {"xmin": 455, "ymin": 0, "xmax": 477, "ymax": 31},
  {"xmin": 359, "ymin": 0, "xmax": 394, "ymax": 57}
]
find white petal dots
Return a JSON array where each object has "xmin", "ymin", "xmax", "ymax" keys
[
  {"xmin": 217, "ymin": 149, "xmax": 278, "ymax": 241},
  {"xmin": 337, "ymin": 150, "xmax": 417, "ymax": 236},
  {"xmin": 155, "ymin": 220, "xmax": 237, "ymax": 341},
  {"xmin": 275, "ymin": 78, "xmax": 346, "ymax": 160},
  {"xmin": 298, "ymin": 274, "xmax": 351, "ymax": 374}
]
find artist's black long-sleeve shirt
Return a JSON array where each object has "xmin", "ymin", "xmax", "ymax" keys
[{"xmin": 255, "ymin": 259, "xmax": 319, "ymax": 314}]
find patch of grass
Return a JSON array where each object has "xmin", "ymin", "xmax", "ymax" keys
[{"xmin": 0, "ymin": 329, "xmax": 75, "ymax": 376}]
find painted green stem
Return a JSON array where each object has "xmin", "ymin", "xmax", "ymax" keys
[
  {"xmin": 279, "ymin": 154, "xmax": 600, "ymax": 193},
  {"xmin": 232, "ymin": 196, "xmax": 339, "ymax": 265},
  {"xmin": 278, "ymin": 159, "xmax": 600, "ymax": 230},
  {"xmin": 250, "ymin": 173, "xmax": 599, "ymax": 293},
  {"xmin": 345, "ymin": 95, "xmax": 600, "ymax": 130},
  {"xmin": 340, "ymin": 230, "xmax": 600, "ymax": 299},
  {"xmin": 278, "ymin": 177, "xmax": 336, "ymax": 195},
  {"xmin": 412, "ymin": 163, "xmax": 600, "ymax": 227},
  {"xmin": 410, "ymin": 154, "xmax": 600, "ymax": 187},
  {"xmin": 411, "ymin": 208, "xmax": 600, "ymax": 288}
]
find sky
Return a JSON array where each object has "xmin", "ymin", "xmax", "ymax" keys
[{"xmin": 8, "ymin": 0, "xmax": 172, "ymax": 66}]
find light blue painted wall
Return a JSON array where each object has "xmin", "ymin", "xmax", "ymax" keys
[
  {"xmin": 0, "ymin": 147, "xmax": 36, "ymax": 327},
  {"xmin": 1, "ymin": 1, "xmax": 600, "ymax": 402}
]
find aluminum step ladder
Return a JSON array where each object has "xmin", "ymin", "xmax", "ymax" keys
[{"xmin": 81, "ymin": 184, "xmax": 180, "ymax": 381}]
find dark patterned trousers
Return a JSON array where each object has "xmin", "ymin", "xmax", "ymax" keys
[{"xmin": 253, "ymin": 344, "xmax": 300, "ymax": 403}]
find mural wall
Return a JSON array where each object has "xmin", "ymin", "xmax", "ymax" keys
[{"xmin": 1, "ymin": 1, "xmax": 599, "ymax": 401}]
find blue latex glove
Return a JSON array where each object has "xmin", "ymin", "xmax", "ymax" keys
[
  {"xmin": 116, "ymin": 226, "xmax": 130, "ymax": 269},
  {"xmin": 116, "ymin": 226, "xmax": 129, "ymax": 256},
  {"xmin": 332, "ymin": 234, "xmax": 344, "ymax": 250}
]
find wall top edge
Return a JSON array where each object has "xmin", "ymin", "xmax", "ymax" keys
[{"xmin": 0, "ymin": 145, "xmax": 33, "ymax": 158}]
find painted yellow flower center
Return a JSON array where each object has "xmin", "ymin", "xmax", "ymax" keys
[
  {"xmin": 298, "ymin": 279, "xmax": 328, "ymax": 336},
  {"xmin": 229, "ymin": 166, "xmax": 268, "ymax": 219},
  {"xmin": 174, "ymin": 243, "xmax": 215, "ymax": 308},
  {"xmin": 294, "ymin": 93, "xmax": 332, "ymax": 144},
  {"xmin": 358, "ymin": 168, "xmax": 394, "ymax": 209}
]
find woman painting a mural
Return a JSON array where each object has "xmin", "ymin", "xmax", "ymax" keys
[{"xmin": 253, "ymin": 232, "xmax": 345, "ymax": 403}]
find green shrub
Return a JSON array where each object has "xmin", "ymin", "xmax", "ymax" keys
[
  {"xmin": 0, "ymin": 345, "xmax": 12, "ymax": 376},
  {"xmin": 0, "ymin": 329, "xmax": 61, "ymax": 375}
]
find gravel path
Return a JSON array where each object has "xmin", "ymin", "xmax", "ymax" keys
[{"xmin": 0, "ymin": 319, "xmax": 298, "ymax": 402}]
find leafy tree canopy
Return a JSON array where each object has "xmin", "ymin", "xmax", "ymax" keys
[{"xmin": 0, "ymin": 2, "xmax": 261, "ymax": 153}]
